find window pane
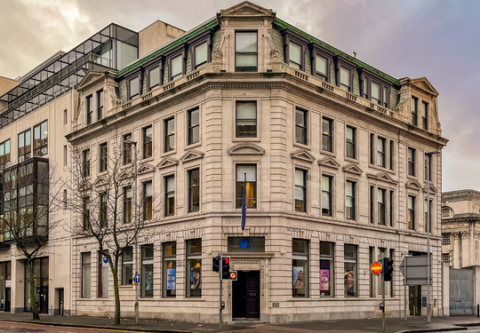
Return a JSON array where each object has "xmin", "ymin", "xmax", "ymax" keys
[
  {"xmin": 372, "ymin": 82, "xmax": 380, "ymax": 101},
  {"xmin": 167, "ymin": 176, "xmax": 175, "ymax": 192},
  {"xmin": 293, "ymin": 258, "xmax": 308, "ymax": 297},
  {"xmin": 295, "ymin": 169, "xmax": 304, "ymax": 186},
  {"xmin": 172, "ymin": 56, "xmax": 182, "ymax": 77},
  {"xmin": 236, "ymin": 165, "xmax": 256, "ymax": 182},
  {"xmin": 340, "ymin": 68, "xmax": 350, "ymax": 86},
  {"xmin": 322, "ymin": 176, "xmax": 330, "ymax": 192},
  {"xmin": 316, "ymin": 55, "xmax": 327, "ymax": 75},
  {"xmin": 190, "ymin": 109, "xmax": 199, "ymax": 127},
  {"xmin": 290, "ymin": 42, "xmax": 301, "ymax": 65},
  {"xmin": 236, "ymin": 54, "xmax": 257, "ymax": 66},
  {"xmin": 236, "ymin": 32, "xmax": 257, "ymax": 53},
  {"xmin": 130, "ymin": 77, "xmax": 139, "ymax": 97},
  {"xmin": 195, "ymin": 42, "xmax": 208, "ymax": 66},
  {"xmin": 149, "ymin": 67, "xmax": 160, "ymax": 88},
  {"xmin": 296, "ymin": 110, "xmax": 305, "ymax": 127}
]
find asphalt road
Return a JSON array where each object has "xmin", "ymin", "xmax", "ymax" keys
[{"xmin": 0, "ymin": 321, "xmax": 150, "ymax": 333}]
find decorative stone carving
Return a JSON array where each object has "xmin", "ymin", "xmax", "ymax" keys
[
  {"xmin": 264, "ymin": 28, "xmax": 281, "ymax": 61},
  {"xmin": 474, "ymin": 231, "xmax": 480, "ymax": 239},
  {"xmin": 212, "ymin": 29, "xmax": 228, "ymax": 62},
  {"xmin": 461, "ymin": 231, "xmax": 469, "ymax": 238},
  {"xmin": 107, "ymin": 85, "xmax": 123, "ymax": 107},
  {"xmin": 452, "ymin": 232, "xmax": 460, "ymax": 239}
]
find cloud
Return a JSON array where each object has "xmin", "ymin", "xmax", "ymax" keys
[{"xmin": 1, "ymin": 0, "xmax": 478, "ymax": 192}]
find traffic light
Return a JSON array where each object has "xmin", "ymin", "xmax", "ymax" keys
[
  {"xmin": 212, "ymin": 256, "xmax": 220, "ymax": 273},
  {"xmin": 222, "ymin": 256, "xmax": 230, "ymax": 279},
  {"xmin": 383, "ymin": 258, "xmax": 394, "ymax": 281}
]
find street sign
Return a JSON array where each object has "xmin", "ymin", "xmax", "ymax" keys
[
  {"xmin": 399, "ymin": 255, "xmax": 432, "ymax": 286},
  {"xmin": 102, "ymin": 255, "xmax": 109, "ymax": 267},
  {"xmin": 371, "ymin": 261, "xmax": 382, "ymax": 275},
  {"xmin": 229, "ymin": 271, "xmax": 238, "ymax": 281},
  {"xmin": 134, "ymin": 273, "xmax": 140, "ymax": 284}
]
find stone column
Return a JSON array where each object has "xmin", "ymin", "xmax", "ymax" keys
[
  {"xmin": 453, "ymin": 232, "xmax": 460, "ymax": 269},
  {"xmin": 461, "ymin": 231, "xmax": 470, "ymax": 268},
  {"xmin": 474, "ymin": 232, "xmax": 480, "ymax": 266}
]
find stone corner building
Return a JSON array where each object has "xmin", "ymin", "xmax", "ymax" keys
[
  {"xmin": 0, "ymin": 1, "xmax": 448, "ymax": 323},
  {"xmin": 441, "ymin": 189, "xmax": 480, "ymax": 316}
]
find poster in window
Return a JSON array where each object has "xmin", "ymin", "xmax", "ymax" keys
[
  {"xmin": 293, "ymin": 266, "xmax": 305, "ymax": 289},
  {"xmin": 320, "ymin": 269, "xmax": 329, "ymax": 291},
  {"xmin": 190, "ymin": 267, "xmax": 201, "ymax": 290},
  {"xmin": 167, "ymin": 268, "xmax": 176, "ymax": 290},
  {"xmin": 344, "ymin": 270, "xmax": 355, "ymax": 296}
]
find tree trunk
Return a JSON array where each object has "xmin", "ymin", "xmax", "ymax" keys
[
  {"xmin": 112, "ymin": 266, "xmax": 121, "ymax": 325},
  {"xmin": 27, "ymin": 259, "xmax": 40, "ymax": 320}
]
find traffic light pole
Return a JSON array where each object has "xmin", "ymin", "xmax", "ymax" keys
[
  {"xmin": 219, "ymin": 251, "xmax": 223, "ymax": 331},
  {"xmin": 382, "ymin": 253, "xmax": 385, "ymax": 332}
]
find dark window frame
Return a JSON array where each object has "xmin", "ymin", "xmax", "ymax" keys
[
  {"xmin": 99, "ymin": 192, "xmax": 108, "ymax": 228},
  {"xmin": 295, "ymin": 108, "xmax": 307, "ymax": 145},
  {"xmin": 187, "ymin": 108, "xmax": 200, "ymax": 145},
  {"xmin": 346, "ymin": 180, "xmax": 355, "ymax": 220},
  {"xmin": 164, "ymin": 117, "xmax": 175, "ymax": 153},
  {"xmin": 235, "ymin": 101, "xmax": 257, "ymax": 138},
  {"xmin": 188, "ymin": 30, "xmax": 213, "ymax": 70},
  {"xmin": 346, "ymin": 126, "xmax": 356, "ymax": 159},
  {"xmin": 422, "ymin": 101, "xmax": 429, "ymax": 130},
  {"xmin": 408, "ymin": 195, "xmax": 415, "ymax": 230},
  {"xmin": 370, "ymin": 186, "xmax": 375, "ymax": 224},
  {"xmin": 165, "ymin": 45, "xmax": 187, "ymax": 82},
  {"xmin": 295, "ymin": 168, "xmax": 307, "ymax": 212},
  {"xmin": 82, "ymin": 149, "xmax": 90, "ymax": 177},
  {"xmin": 310, "ymin": 44, "xmax": 333, "ymax": 82},
  {"xmin": 164, "ymin": 175, "xmax": 175, "ymax": 217},
  {"xmin": 162, "ymin": 242, "xmax": 176, "ymax": 298},
  {"xmin": 18, "ymin": 129, "xmax": 31, "ymax": 163},
  {"xmin": 123, "ymin": 133, "xmax": 132, "ymax": 165},
  {"xmin": 0, "ymin": 138, "xmax": 11, "ymax": 172},
  {"xmin": 370, "ymin": 133, "xmax": 374, "ymax": 165},
  {"xmin": 359, "ymin": 68, "xmax": 393, "ymax": 109},
  {"xmin": 186, "ymin": 239, "xmax": 202, "ymax": 298},
  {"xmin": 390, "ymin": 190, "xmax": 394, "ymax": 227},
  {"xmin": 33, "ymin": 120, "xmax": 48, "ymax": 157},
  {"xmin": 235, "ymin": 164, "xmax": 257, "ymax": 209},
  {"xmin": 145, "ymin": 60, "xmax": 162, "ymax": 92},
  {"xmin": 143, "ymin": 126, "xmax": 153, "ymax": 159},
  {"xmin": 321, "ymin": 174, "xmax": 332, "ymax": 216},
  {"xmin": 389, "ymin": 140, "xmax": 394, "ymax": 171},
  {"xmin": 322, "ymin": 117, "xmax": 333, "ymax": 152},
  {"xmin": 425, "ymin": 153, "xmax": 432, "ymax": 181},
  {"xmin": 292, "ymin": 239, "xmax": 309, "ymax": 297},
  {"xmin": 377, "ymin": 137, "xmax": 386, "ymax": 168},
  {"xmin": 143, "ymin": 181, "xmax": 153, "ymax": 220},
  {"xmin": 408, "ymin": 148, "xmax": 416, "ymax": 176},
  {"xmin": 188, "ymin": 168, "xmax": 200, "ymax": 213},
  {"xmin": 97, "ymin": 89, "xmax": 104, "ymax": 121},
  {"xmin": 235, "ymin": 31, "xmax": 258, "ymax": 72},
  {"xmin": 126, "ymin": 70, "xmax": 142, "ymax": 100},
  {"xmin": 281, "ymin": 29, "xmax": 309, "ymax": 72},
  {"xmin": 121, "ymin": 247, "xmax": 133, "ymax": 285},
  {"xmin": 86, "ymin": 95, "xmax": 93, "ymax": 125},
  {"xmin": 334, "ymin": 55, "xmax": 356, "ymax": 92},
  {"xmin": 123, "ymin": 186, "xmax": 132, "ymax": 224},
  {"xmin": 411, "ymin": 96, "xmax": 418, "ymax": 126},
  {"xmin": 377, "ymin": 188, "xmax": 386, "ymax": 225},
  {"xmin": 99, "ymin": 142, "xmax": 108, "ymax": 173},
  {"xmin": 81, "ymin": 252, "xmax": 91, "ymax": 298},
  {"xmin": 83, "ymin": 196, "xmax": 90, "ymax": 231}
]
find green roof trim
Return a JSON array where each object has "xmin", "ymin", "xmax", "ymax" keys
[
  {"xmin": 116, "ymin": 19, "xmax": 219, "ymax": 78},
  {"xmin": 274, "ymin": 18, "xmax": 401, "ymax": 86}
]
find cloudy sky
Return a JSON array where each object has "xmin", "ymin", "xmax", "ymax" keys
[{"xmin": 0, "ymin": 0, "xmax": 477, "ymax": 192}]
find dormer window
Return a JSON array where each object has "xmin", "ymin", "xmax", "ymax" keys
[
  {"xmin": 194, "ymin": 42, "xmax": 208, "ymax": 68},
  {"xmin": 359, "ymin": 69, "xmax": 392, "ymax": 108},
  {"xmin": 340, "ymin": 67, "xmax": 351, "ymax": 91},
  {"xmin": 149, "ymin": 67, "xmax": 160, "ymax": 90},
  {"xmin": 289, "ymin": 42, "xmax": 302, "ymax": 70},
  {"xmin": 127, "ymin": 75, "xmax": 140, "ymax": 100},
  {"xmin": 315, "ymin": 55, "xmax": 328, "ymax": 80},
  {"xmin": 235, "ymin": 31, "xmax": 257, "ymax": 72},
  {"xmin": 171, "ymin": 55, "xmax": 183, "ymax": 81},
  {"xmin": 311, "ymin": 44, "xmax": 333, "ymax": 82}
]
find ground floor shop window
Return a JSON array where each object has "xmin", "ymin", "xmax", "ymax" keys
[
  {"xmin": 141, "ymin": 245, "xmax": 154, "ymax": 298},
  {"xmin": 0, "ymin": 261, "xmax": 11, "ymax": 311},
  {"xmin": 82, "ymin": 253, "xmax": 91, "ymax": 298},
  {"xmin": 292, "ymin": 239, "xmax": 308, "ymax": 297},
  {"xmin": 320, "ymin": 242, "xmax": 334, "ymax": 297},
  {"xmin": 186, "ymin": 239, "xmax": 201, "ymax": 297},
  {"xmin": 98, "ymin": 252, "xmax": 108, "ymax": 298},
  {"xmin": 24, "ymin": 257, "xmax": 49, "ymax": 312},
  {"xmin": 344, "ymin": 245, "xmax": 357, "ymax": 297},
  {"xmin": 122, "ymin": 247, "xmax": 133, "ymax": 285},
  {"xmin": 163, "ymin": 242, "xmax": 176, "ymax": 297}
]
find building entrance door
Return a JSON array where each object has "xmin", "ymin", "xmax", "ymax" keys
[
  {"xmin": 5, "ymin": 288, "xmax": 10, "ymax": 312},
  {"xmin": 40, "ymin": 286, "xmax": 48, "ymax": 314},
  {"xmin": 409, "ymin": 286, "xmax": 421, "ymax": 316},
  {"xmin": 232, "ymin": 271, "xmax": 260, "ymax": 319}
]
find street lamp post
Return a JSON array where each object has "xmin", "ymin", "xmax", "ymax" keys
[
  {"xmin": 426, "ymin": 151, "xmax": 440, "ymax": 324},
  {"xmin": 124, "ymin": 139, "xmax": 139, "ymax": 325}
]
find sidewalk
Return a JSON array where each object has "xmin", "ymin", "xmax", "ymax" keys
[{"xmin": 0, "ymin": 312, "xmax": 478, "ymax": 333}]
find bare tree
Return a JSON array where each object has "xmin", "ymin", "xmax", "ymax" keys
[
  {"xmin": 0, "ymin": 158, "xmax": 61, "ymax": 320},
  {"xmin": 64, "ymin": 136, "xmax": 158, "ymax": 326}
]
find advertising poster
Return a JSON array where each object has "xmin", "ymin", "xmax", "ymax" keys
[
  {"xmin": 320, "ymin": 270, "xmax": 330, "ymax": 291},
  {"xmin": 167, "ymin": 268, "xmax": 176, "ymax": 290},
  {"xmin": 292, "ymin": 266, "xmax": 305, "ymax": 289}
]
